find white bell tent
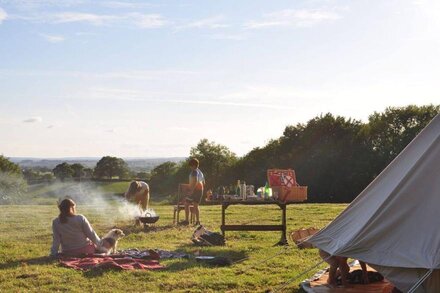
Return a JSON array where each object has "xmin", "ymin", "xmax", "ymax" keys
[{"xmin": 307, "ymin": 113, "xmax": 440, "ymax": 292}]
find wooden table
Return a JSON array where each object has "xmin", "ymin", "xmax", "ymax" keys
[{"xmin": 220, "ymin": 200, "xmax": 294, "ymax": 246}]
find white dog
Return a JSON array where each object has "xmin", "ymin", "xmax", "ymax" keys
[{"xmin": 97, "ymin": 229, "xmax": 125, "ymax": 255}]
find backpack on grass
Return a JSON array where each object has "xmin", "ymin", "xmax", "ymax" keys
[{"xmin": 192, "ymin": 225, "xmax": 225, "ymax": 246}]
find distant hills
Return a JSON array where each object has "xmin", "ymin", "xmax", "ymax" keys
[{"xmin": 10, "ymin": 157, "xmax": 185, "ymax": 172}]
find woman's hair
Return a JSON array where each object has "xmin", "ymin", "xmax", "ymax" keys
[
  {"xmin": 189, "ymin": 158, "xmax": 199, "ymax": 168},
  {"xmin": 126, "ymin": 181, "xmax": 141, "ymax": 197},
  {"xmin": 58, "ymin": 198, "xmax": 76, "ymax": 224}
]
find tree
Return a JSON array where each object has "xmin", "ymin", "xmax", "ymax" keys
[
  {"xmin": 0, "ymin": 156, "xmax": 26, "ymax": 204},
  {"xmin": 0, "ymin": 155, "xmax": 21, "ymax": 175},
  {"xmin": 136, "ymin": 171, "xmax": 150, "ymax": 180},
  {"xmin": 366, "ymin": 105, "xmax": 439, "ymax": 177},
  {"xmin": 53, "ymin": 162, "xmax": 74, "ymax": 182},
  {"xmin": 282, "ymin": 114, "xmax": 372, "ymax": 202},
  {"xmin": 83, "ymin": 168, "xmax": 94, "ymax": 178},
  {"xmin": 0, "ymin": 172, "xmax": 27, "ymax": 204},
  {"xmin": 190, "ymin": 139, "xmax": 237, "ymax": 190},
  {"xmin": 232, "ymin": 113, "xmax": 372, "ymax": 202},
  {"xmin": 94, "ymin": 156, "xmax": 130, "ymax": 179},
  {"xmin": 229, "ymin": 139, "xmax": 281, "ymax": 189},
  {"xmin": 149, "ymin": 161, "xmax": 178, "ymax": 195},
  {"xmin": 71, "ymin": 163, "xmax": 85, "ymax": 178},
  {"xmin": 41, "ymin": 173, "xmax": 55, "ymax": 182}
]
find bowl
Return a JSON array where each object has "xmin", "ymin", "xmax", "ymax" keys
[{"xmin": 138, "ymin": 216, "xmax": 160, "ymax": 224}]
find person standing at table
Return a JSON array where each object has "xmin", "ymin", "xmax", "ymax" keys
[{"xmin": 181, "ymin": 158, "xmax": 205, "ymax": 226}]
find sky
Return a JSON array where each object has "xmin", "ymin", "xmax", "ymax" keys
[{"xmin": 0, "ymin": 0, "xmax": 439, "ymax": 158}]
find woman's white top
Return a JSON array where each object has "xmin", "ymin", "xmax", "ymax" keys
[{"xmin": 50, "ymin": 214, "xmax": 100, "ymax": 256}]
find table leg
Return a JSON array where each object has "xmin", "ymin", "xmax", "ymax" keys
[
  {"xmin": 276, "ymin": 204, "xmax": 288, "ymax": 246},
  {"xmin": 221, "ymin": 204, "xmax": 226, "ymax": 237}
]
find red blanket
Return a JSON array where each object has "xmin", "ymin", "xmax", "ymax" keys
[{"xmin": 60, "ymin": 256, "xmax": 164, "ymax": 271}]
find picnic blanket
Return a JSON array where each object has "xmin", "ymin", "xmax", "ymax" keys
[
  {"xmin": 300, "ymin": 260, "xmax": 391, "ymax": 293},
  {"xmin": 118, "ymin": 249, "xmax": 189, "ymax": 259},
  {"xmin": 60, "ymin": 255, "xmax": 164, "ymax": 271},
  {"xmin": 59, "ymin": 249, "xmax": 189, "ymax": 271}
]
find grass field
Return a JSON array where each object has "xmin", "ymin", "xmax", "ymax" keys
[
  {"xmin": 0, "ymin": 202, "xmax": 346, "ymax": 292},
  {"xmin": 24, "ymin": 181, "xmax": 130, "ymax": 205}
]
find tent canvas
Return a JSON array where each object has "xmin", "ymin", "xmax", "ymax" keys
[{"xmin": 306, "ymin": 113, "xmax": 440, "ymax": 293}]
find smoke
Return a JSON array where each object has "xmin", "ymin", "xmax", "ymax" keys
[
  {"xmin": 0, "ymin": 172, "xmax": 28, "ymax": 204},
  {"xmin": 1, "ymin": 178, "xmax": 157, "ymax": 224},
  {"xmin": 54, "ymin": 182, "xmax": 144, "ymax": 223},
  {"xmin": 118, "ymin": 202, "xmax": 157, "ymax": 218},
  {"xmin": 55, "ymin": 181, "xmax": 157, "ymax": 224}
]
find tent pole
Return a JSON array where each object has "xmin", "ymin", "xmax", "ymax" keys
[{"xmin": 407, "ymin": 269, "xmax": 433, "ymax": 293}]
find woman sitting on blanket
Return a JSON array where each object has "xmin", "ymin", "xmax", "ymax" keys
[{"xmin": 50, "ymin": 198, "xmax": 101, "ymax": 257}]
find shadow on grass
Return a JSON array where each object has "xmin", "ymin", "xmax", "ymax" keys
[
  {"xmin": 161, "ymin": 243, "xmax": 249, "ymax": 271},
  {"xmin": 0, "ymin": 256, "xmax": 57, "ymax": 270},
  {"xmin": 179, "ymin": 243, "xmax": 248, "ymax": 261}
]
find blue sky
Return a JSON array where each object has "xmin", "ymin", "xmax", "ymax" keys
[{"xmin": 0, "ymin": 0, "xmax": 439, "ymax": 158}]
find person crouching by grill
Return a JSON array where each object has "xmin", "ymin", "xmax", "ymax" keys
[
  {"xmin": 124, "ymin": 180, "xmax": 150, "ymax": 212},
  {"xmin": 180, "ymin": 158, "xmax": 205, "ymax": 226}
]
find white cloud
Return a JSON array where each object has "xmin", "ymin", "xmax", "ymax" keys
[
  {"xmin": 0, "ymin": 7, "xmax": 7, "ymax": 24},
  {"xmin": 101, "ymin": 1, "xmax": 156, "ymax": 9},
  {"xmin": 15, "ymin": 11, "xmax": 168, "ymax": 28},
  {"xmin": 6, "ymin": 0, "xmax": 84, "ymax": 10},
  {"xmin": 23, "ymin": 117, "xmax": 43, "ymax": 123},
  {"xmin": 0, "ymin": 69, "xmax": 198, "ymax": 81},
  {"xmin": 40, "ymin": 33, "xmax": 65, "ymax": 43},
  {"xmin": 178, "ymin": 15, "xmax": 229, "ymax": 30},
  {"xmin": 129, "ymin": 13, "xmax": 167, "ymax": 28},
  {"xmin": 245, "ymin": 8, "xmax": 341, "ymax": 29},
  {"xmin": 53, "ymin": 12, "xmax": 118, "ymax": 25}
]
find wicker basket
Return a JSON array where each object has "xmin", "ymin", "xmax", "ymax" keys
[
  {"xmin": 272, "ymin": 185, "xmax": 307, "ymax": 202},
  {"xmin": 290, "ymin": 227, "xmax": 319, "ymax": 249},
  {"xmin": 267, "ymin": 169, "xmax": 307, "ymax": 203}
]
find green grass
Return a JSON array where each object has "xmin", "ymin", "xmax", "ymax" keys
[
  {"xmin": 98, "ymin": 181, "xmax": 130, "ymax": 194},
  {"xmin": 0, "ymin": 203, "xmax": 346, "ymax": 292}
]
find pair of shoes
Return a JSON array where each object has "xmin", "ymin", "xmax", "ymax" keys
[{"xmin": 179, "ymin": 220, "xmax": 189, "ymax": 226}]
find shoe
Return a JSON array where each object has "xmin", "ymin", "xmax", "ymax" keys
[
  {"xmin": 179, "ymin": 220, "xmax": 189, "ymax": 226},
  {"xmin": 195, "ymin": 221, "xmax": 201, "ymax": 226}
]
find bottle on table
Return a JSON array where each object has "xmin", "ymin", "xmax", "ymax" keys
[
  {"xmin": 236, "ymin": 180, "xmax": 241, "ymax": 198},
  {"xmin": 241, "ymin": 181, "xmax": 247, "ymax": 200},
  {"xmin": 264, "ymin": 181, "xmax": 271, "ymax": 200}
]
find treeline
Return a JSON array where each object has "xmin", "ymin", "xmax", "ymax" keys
[
  {"xmin": 50, "ymin": 156, "xmax": 148, "ymax": 182},
  {"xmin": 149, "ymin": 105, "xmax": 439, "ymax": 202},
  {"xmin": 2, "ymin": 104, "xmax": 438, "ymax": 203}
]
